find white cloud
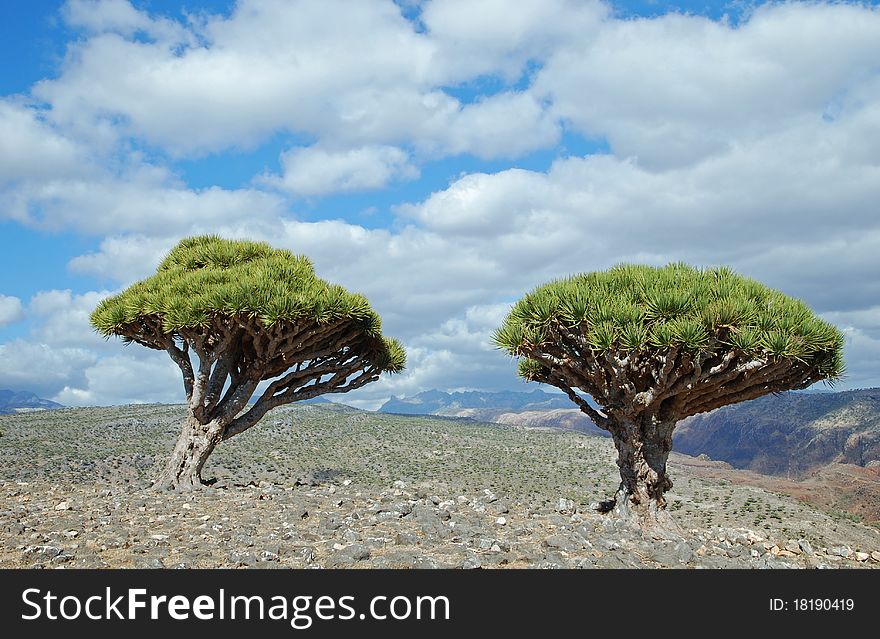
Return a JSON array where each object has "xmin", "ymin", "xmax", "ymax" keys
[
  {"xmin": 3, "ymin": 0, "xmax": 880, "ymax": 407},
  {"xmin": 0, "ymin": 340, "xmax": 97, "ymax": 398},
  {"xmin": 347, "ymin": 302, "xmax": 520, "ymax": 407},
  {"xmin": 421, "ymin": 0, "xmax": 607, "ymax": 82},
  {"xmin": 3, "ymin": 162, "xmax": 287, "ymax": 234},
  {"xmin": 54, "ymin": 352, "xmax": 182, "ymax": 406},
  {"xmin": 0, "ymin": 295, "xmax": 25, "ymax": 327},
  {"xmin": 268, "ymin": 145, "xmax": 419, "ymax": 196},
  {"xmin": 534, "ymin": 2, "xmax": 880, "ymax": 168},
  {"xmin": 68, "ymin": 235, "xmax": 178, "ymax": 285},
  {"xmin": 29, "ymin": 289, "xmax": 113, "ymax": 347},
  {"xmin": 0, "ymin": 288, "xmax": 181, "ymax": 405},
  {"xmin": 63, "ymin": 0, "xmax": 190, "ymax": 42},
  {"xmin": 0, "ymin": 100, "xmax": 95, "ymax": 188},
  {"xmin": 440, "ymin": 92, "xmax": 560, "ymax": 159},
  {"xmin": 32, "ymin": 0, "xmax": 567, "ymax": 160},
  {"xmin": 397, "ymin": 168, "xmax": 551, "ymax": 235},
  {"xmin": 36, "ymin": 0, "xmax": 435, "ymax": 155}
]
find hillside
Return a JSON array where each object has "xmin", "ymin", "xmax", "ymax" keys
[
  {"xmin": 375, "ymin": 388, "xmax": 880, "ymax": 524},
  {"xmin": 0, "ymin": 404, "xmax": 878, "ymax": 569},
  {"xmin": 673, "ymin": 388, "xmax": 880, "ymax": 476},
  {"xmin": 0, "ymin": 389, "xmax": 63, "ymax": 415},
  {"xmin": 392, "ymin": 388, "xmax": 880, "ymax": 478}
]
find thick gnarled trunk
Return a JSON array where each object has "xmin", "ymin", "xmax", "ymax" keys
[
  {"xmin": 152, "ymin": 414, "xmax": 226, "ymax": 490},
  {"xmin": 601, "ymin": 414, "xmax": 681, "ymax": 536}
]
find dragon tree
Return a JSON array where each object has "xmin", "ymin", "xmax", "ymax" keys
[
  {"xmin": 91, "ymin": 236, "xmax": 405, "ymax": 490},
  {"xmin": 495, "ymin": 263, "xmax": 844, "ymax": 531}
]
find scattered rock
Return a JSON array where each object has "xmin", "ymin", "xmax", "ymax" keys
[
  {"xmin": 23, "ymin": 545, "xmax": 63, "ymax": 561},
  {"xmin": 650, "ymin": 542, "xmax": 693, "ymax": 565},
  {"xmin": 543, "ymin": 535, "xmax": 577, "ymax": 552},
  {"xmin": 135, "ymin": 557, "xmax": 166, "ymax": 569},
  {"xmin": 556, "ymin": 498, "xmax": 575, "ymax": 514}
]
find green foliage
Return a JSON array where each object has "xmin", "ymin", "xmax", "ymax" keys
[
  {"xmin": 91, "ymin": 236, "xmax": 405, "ymax": 372},
  {"xmin": 518, "ymin": 358, "xmax": 546, "ymax": 380},
  {"xmin": 494, "ymin": 263, "xmax": 845, "ymax": 380}
]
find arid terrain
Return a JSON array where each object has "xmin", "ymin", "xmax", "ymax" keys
[
  {"xmin": 1, "ymin": 403, "xmax": 878, "ymax": 569},
  {"xmin": 391, "ymin": 388, "xmax": 880, "ymax": 526}
]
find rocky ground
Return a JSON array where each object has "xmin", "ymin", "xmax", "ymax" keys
[{"xmin": 1, "ymin": 403, "xmax": 879, "ymax": 569}]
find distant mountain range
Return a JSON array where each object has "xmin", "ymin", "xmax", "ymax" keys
[
  {"xmin": 379, "ymin": 389, "xmax": 573, "ymax": 415},
  {"xmin": 381, "ymin": 387, "xmax": 880, "ymax": 478},
  {"xmin": 0, "ymin": 390, "xmax": 64, "ymax": 415}
]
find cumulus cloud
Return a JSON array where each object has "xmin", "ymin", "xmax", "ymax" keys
[
  {"xmin": 0, "ymin": 295, "xmax": 25, "ymax": 328},
  {"xmin": 0, "ymin": 287, "xmax": 181, "ymax": 405},
  {"xmin": 2, "ymin": 162, "xmax": 287, "ymax": 234},
  {"xmin": 63, "ymin": 0, "xmax": 191, "ymax": 42},
  {"xmin": 2, "ymin": 0, "xmax": 880, "ymax": 407},
  {"xmin": 533, "ymin": 2, "xmax": 880, "ymax": 168},
  {"xmin": 439, "ymin": 92, "xmax": 560, "ymax": 159},
  {"xmin": 421, "ymin": 0, "xmax": 607, "ymax": 82},
  {"xmin": 0, "ymin": 100, "xmax": 95, "ymax": 189},
  {"xmin": 341, "ymin": 302, "xmax": 521, "ymax": 409},
  {"xmin": 0, "ymin": 340, "xmax": 97, "ymax": 398},
  {"xmin": 28, "ymin": 289, "xmax": 113, "ymax": 347},
  {"xmin": 267, "ymin": 145, "xmax": 419, "ymax": 196},
  {"xmin": 54, "ymin": 352, "xmax": 183, "ymax": 407},
  {"xmin": 68, "ymin": 235, "xmax": 178, "ymax": 285},
  {"xmin": 35, "ymin": 0, "xmax": 430, "ymax": 154},
  {"xmin": 31, "ymin": 0, "xmax": 563, "ymax": 159}
]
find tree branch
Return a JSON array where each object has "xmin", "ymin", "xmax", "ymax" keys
[
  {"xmin": 544, "ymin": 371, "xmax": 610, "ymax": 430},
  {"xmin": 222, "ymin": 363, "xmax": 377, "ymax": 440}
]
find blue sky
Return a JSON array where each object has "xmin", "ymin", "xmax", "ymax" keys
[{"xmin": 2, "ymin": 0, "xmax": 880, "ymax": 407}]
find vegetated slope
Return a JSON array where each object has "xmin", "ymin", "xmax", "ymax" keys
[
  {"xmin": 0, "ymin": 404, "xmax": 878, "ymax": 570},
  {"xmin": 0, "ymin": 390, "xmax": 63, "ymax": 415},
  {"xmin": 413, "ymin": 388, "xmax": 880, "ymax": 524},
  {"xmin": 415, "ymin": 388, "xmax": 880, "ymax": 479},
  {"xmin": 673, "ymin": 388, "xmax": 880, "ymax": 476}
]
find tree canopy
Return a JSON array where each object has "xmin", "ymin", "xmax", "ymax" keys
[
  {"xmin": 91, "ymin": 235, "xmax": 404, "ymax": 489},
  {"xmin": 92, "ymin": 235, "xmax": 405, "ymax": 372},
  {"xmin": 495, "ymin": 263, "xmax": 844, "ymax": 415},
  {"xmin": 494, "ymin": 263, "xmax": 845, "ymax": 526}
]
